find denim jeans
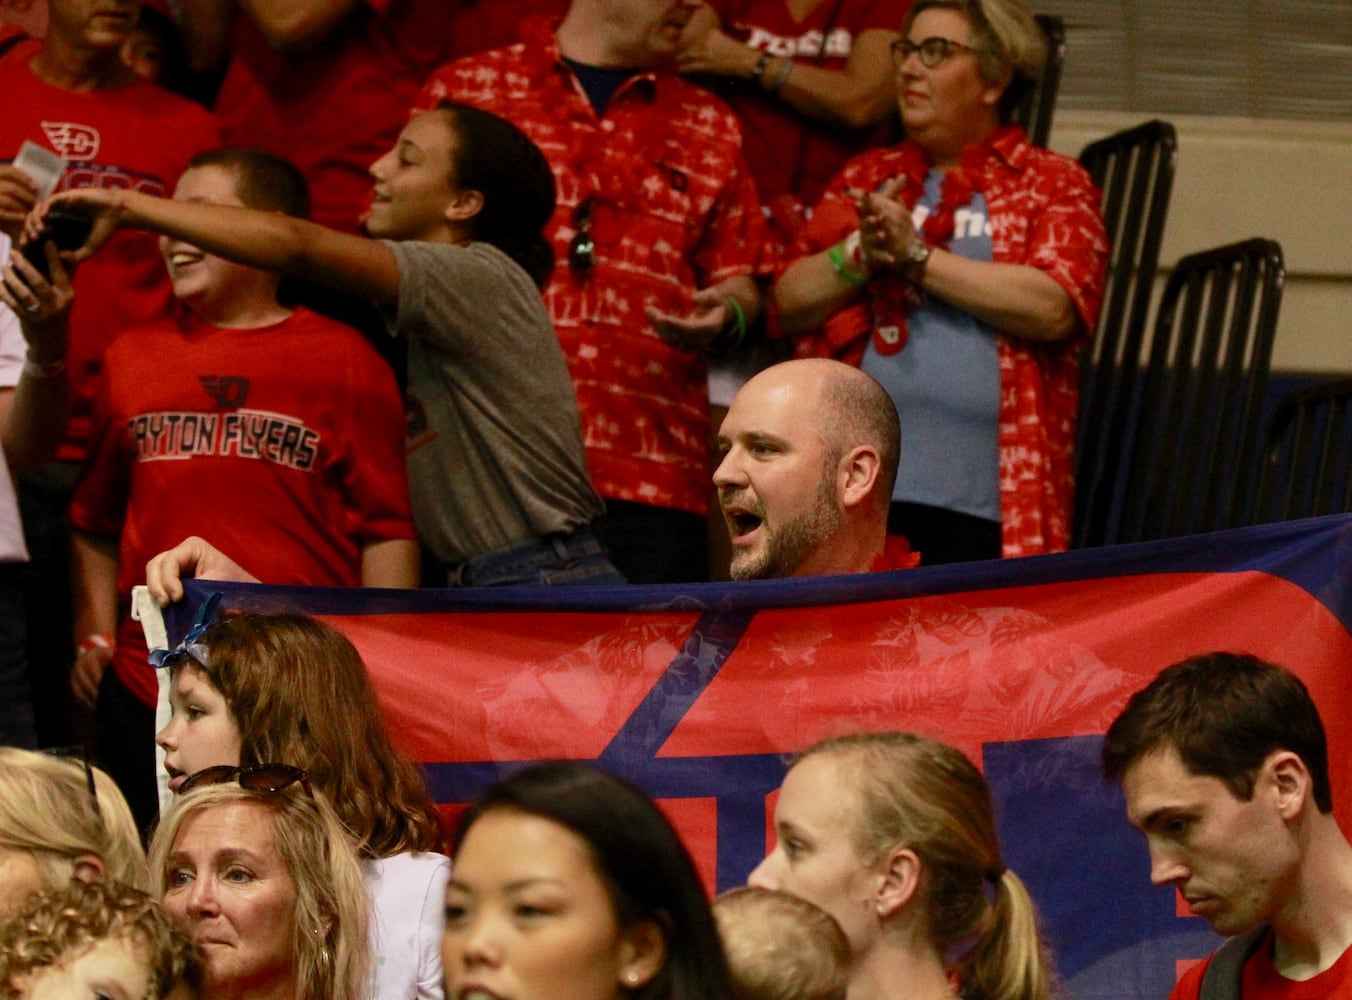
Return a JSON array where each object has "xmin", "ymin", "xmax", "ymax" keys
[{"xmin": 449, "ymin": 525, "xmax": 627, "ymax": 587}]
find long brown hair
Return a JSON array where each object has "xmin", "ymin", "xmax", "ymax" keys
[{"xmin": 181, "ymin": 612, "xmax": 442, "ymax": 856}]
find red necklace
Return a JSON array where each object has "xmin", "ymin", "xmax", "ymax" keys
[{"xmin": 870, "ymin": 124, "xmax": 1020, "ymax": 356}]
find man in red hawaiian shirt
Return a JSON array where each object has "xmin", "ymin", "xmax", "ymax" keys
[
  {"xmin": 416, "ymin": 0, "xmax": 770, "ymax": 583},
  {"xmin": 714, "ymin": 358, "xmax": 916, "ymax": 579}
]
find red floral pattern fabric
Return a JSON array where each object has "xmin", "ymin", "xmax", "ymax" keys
[
  {"xmin": 798, "ymin": 128, "xmax": 1108, "ymax": 556},
  {"xmin": 417, "ymin": 18, "xmax": 769, "ymax": 516}
]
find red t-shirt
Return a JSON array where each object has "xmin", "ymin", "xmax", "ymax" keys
[
  {"xmin": 211, "ymin": 0, "xmax": 456, "ymax": 232},
  {"xmin": 707, "ymin": 0, "xmax": 907, "ymax": 210},
  {"xmin": 1172, "ymin": 933, "xmax": 1352, "ymax": 1000},
  {"xmin": 0, "ymin": 40, "xmax": 220, "ymax": 461},
  {"xmin": 70, "ymin": 308, "xmax": 414, "ymax": 704}
]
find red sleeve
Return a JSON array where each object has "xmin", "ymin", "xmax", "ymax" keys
[{"xmin": 1021, "ymin": 155, "xmax": 1110, "ymax": 339}]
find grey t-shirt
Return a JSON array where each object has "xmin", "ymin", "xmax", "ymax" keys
[{"xmin": 388, "ymin": 240, "xmax": 603, "ymax": 564}]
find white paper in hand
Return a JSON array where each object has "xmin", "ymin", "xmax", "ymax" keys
[{"xmin": 14, "ymin": 140, "xmax": 64, "ymax": 201}]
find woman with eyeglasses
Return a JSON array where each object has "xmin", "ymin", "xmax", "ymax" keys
[
  {"xmin": 747, "ymin": 732, "xmax": 1057, "ymax": 1000},
  {"xmin": 149, "ymin": 778, "xmax": 370, "ymax": 1000},
  {"xmin": 30, "ymin": 101, "xmax": 622, "ymax": 587},
  {"xmin": 774, "ymin": 0, "xmax": 1108, "ymax": 565},
  {"xmin": 443, "ymin": 761, "xmax": 733, "ymax": 1000},
  {"xmin": 0, "ymin": 747, "xmax": 149, "ymax": 922},
  {"xmin": 152, "ymin": 607, "xmax": 448, "ymax": 1000}
]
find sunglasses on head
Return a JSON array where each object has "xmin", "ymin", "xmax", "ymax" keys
[
  {"xmin": 43, "ymin": 745, "xmax": 101, "ymax": 818},
  {"xmin": 179, "ymin": 763, "xmax": 314, "ymax": 799}
]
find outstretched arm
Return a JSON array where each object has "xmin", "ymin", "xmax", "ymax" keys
[{"xmin": 33, "ymin": 188, "xmax": 403, "ymax": 307}]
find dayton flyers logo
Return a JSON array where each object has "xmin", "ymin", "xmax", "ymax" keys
[
  {"xmin": 40, "ymin": 121, "xmax": 99, "ymax": 160},
  {"xmin": 200, "ymin": 376, "xmax": 249, "ymax": 410}
]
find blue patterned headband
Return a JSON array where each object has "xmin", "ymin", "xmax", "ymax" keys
[{"xmin": 147, "ymin": 591, "xmax": 224, "ymax": 670}]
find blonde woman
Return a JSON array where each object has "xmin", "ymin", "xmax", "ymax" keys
[
  {"xmin": 750, "ymin": 732, "xmax": 1056, "ymax": 1000},
  {"xmin": 149, "ymin": 778, "xmax": 370, "ymax": 1000},
  {"xmin": 0, "ymin": 747, "xmax": 148, "ymax": 920}
]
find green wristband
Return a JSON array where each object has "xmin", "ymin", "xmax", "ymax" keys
[
  {"xmin": 717, "ymin": 298, "xmax": 748, "ymax": 352},
  {"xmin": 828, "ymin": 241, "xmax": 869, "ymax": 287}
]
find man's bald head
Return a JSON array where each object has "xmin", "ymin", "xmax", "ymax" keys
[
  {"xmin": 714, "ymin": 360, "xmax": 900, "ymax": 579},
  {"xmin": 806, "ymin": 360, "xmax": 901, "ymax": 504}
]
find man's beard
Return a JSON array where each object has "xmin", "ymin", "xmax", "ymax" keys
[{"xmin": 728, "ymin": 468, "xmax": 841, "ymax": 581}]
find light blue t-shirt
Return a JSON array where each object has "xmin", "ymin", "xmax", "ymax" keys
[{"xmin": 860, "ymin": 168, "xmax": 1001, "ymax": 522}]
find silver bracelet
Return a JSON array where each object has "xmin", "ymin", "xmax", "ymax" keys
[
  {"xmin": 768, "ymin": 57, "xmax": 794, "ymax": 95},
  {"xmin": 22, "ymin": 355, "xmax": 66, "ymax": 379}
]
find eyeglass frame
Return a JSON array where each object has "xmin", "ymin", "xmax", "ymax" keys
[
  {"xmin": 890, "ymin": 35, "xmax": 977, "ymax": 69},
  {"xmin": 178, "ymin": 763, "xmax": 315, "ymax": 799},
  {"xmin": 42, "ymin": 745, "xmax": 101, "ymax": 819}
]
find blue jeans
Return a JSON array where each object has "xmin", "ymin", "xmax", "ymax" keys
[{"xmin": 448, "ymin": 525, "xmax": 627, "ymax": 587}]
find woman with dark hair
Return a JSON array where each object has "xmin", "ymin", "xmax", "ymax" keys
[
  {"xmin": 775, "ymin": 0, "xmax": 1108, "ymax": 564},
  {"xmin": 33, "ymin": 102, "xmax": 623, "ymax": 586},
  {"xmin": 445, "ymin": 762, "xmax": 733, "ymax": 1000},
  {"xmin": 153, "ymin": 608, "xmax": 446, "ymax": 1000},
  {"xmin": 750, "ymin": 732, "xmax": 1057, "ymax": 1000}
]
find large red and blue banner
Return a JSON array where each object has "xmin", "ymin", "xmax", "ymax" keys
[{"xmin": 162, "ymin": 514, "xmax": 1352, "ymax": 1000}]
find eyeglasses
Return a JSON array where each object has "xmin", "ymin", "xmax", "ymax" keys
[
  {"xmin": 179, "ymin": 763, "xmax": 314, "ymax": 798},
  {"xmin": 890, "ymin": 36, "xmax": 976, "ymax": 69},
  {"xmin": 43, "ymin": 745, "xmax": 101, "ymax": 819},
  {"xmin": 568, "ymin": 196, "xmax": 595, "ymax": 276}
]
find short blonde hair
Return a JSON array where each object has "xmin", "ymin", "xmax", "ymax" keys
[
  {"xmin": 905, "ymin": 0, "xmax": 1046, "ymax": 121},
  {"xmin": 149, "ymin": 784, "xmax": 371, "ymax": 1000},
  {"xmin": 0, "ymin": 748, "xmax": 149, "ymax": 895},
  {"xmin": 713, "ymin": 888, "xmax": 850, "ymax": 1000},
  {"xmin": 0, "ymin": 880, "xmax": 201, "ymax": 1000}
]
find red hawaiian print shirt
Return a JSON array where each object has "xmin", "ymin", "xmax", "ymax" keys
[
  {"xmin": 801, "ymin": 129, "xmax": 1109, "ymax": 557},
  {"xmin": 417, "ymin": 18, "xmax": 769, "ymax": 517}
]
